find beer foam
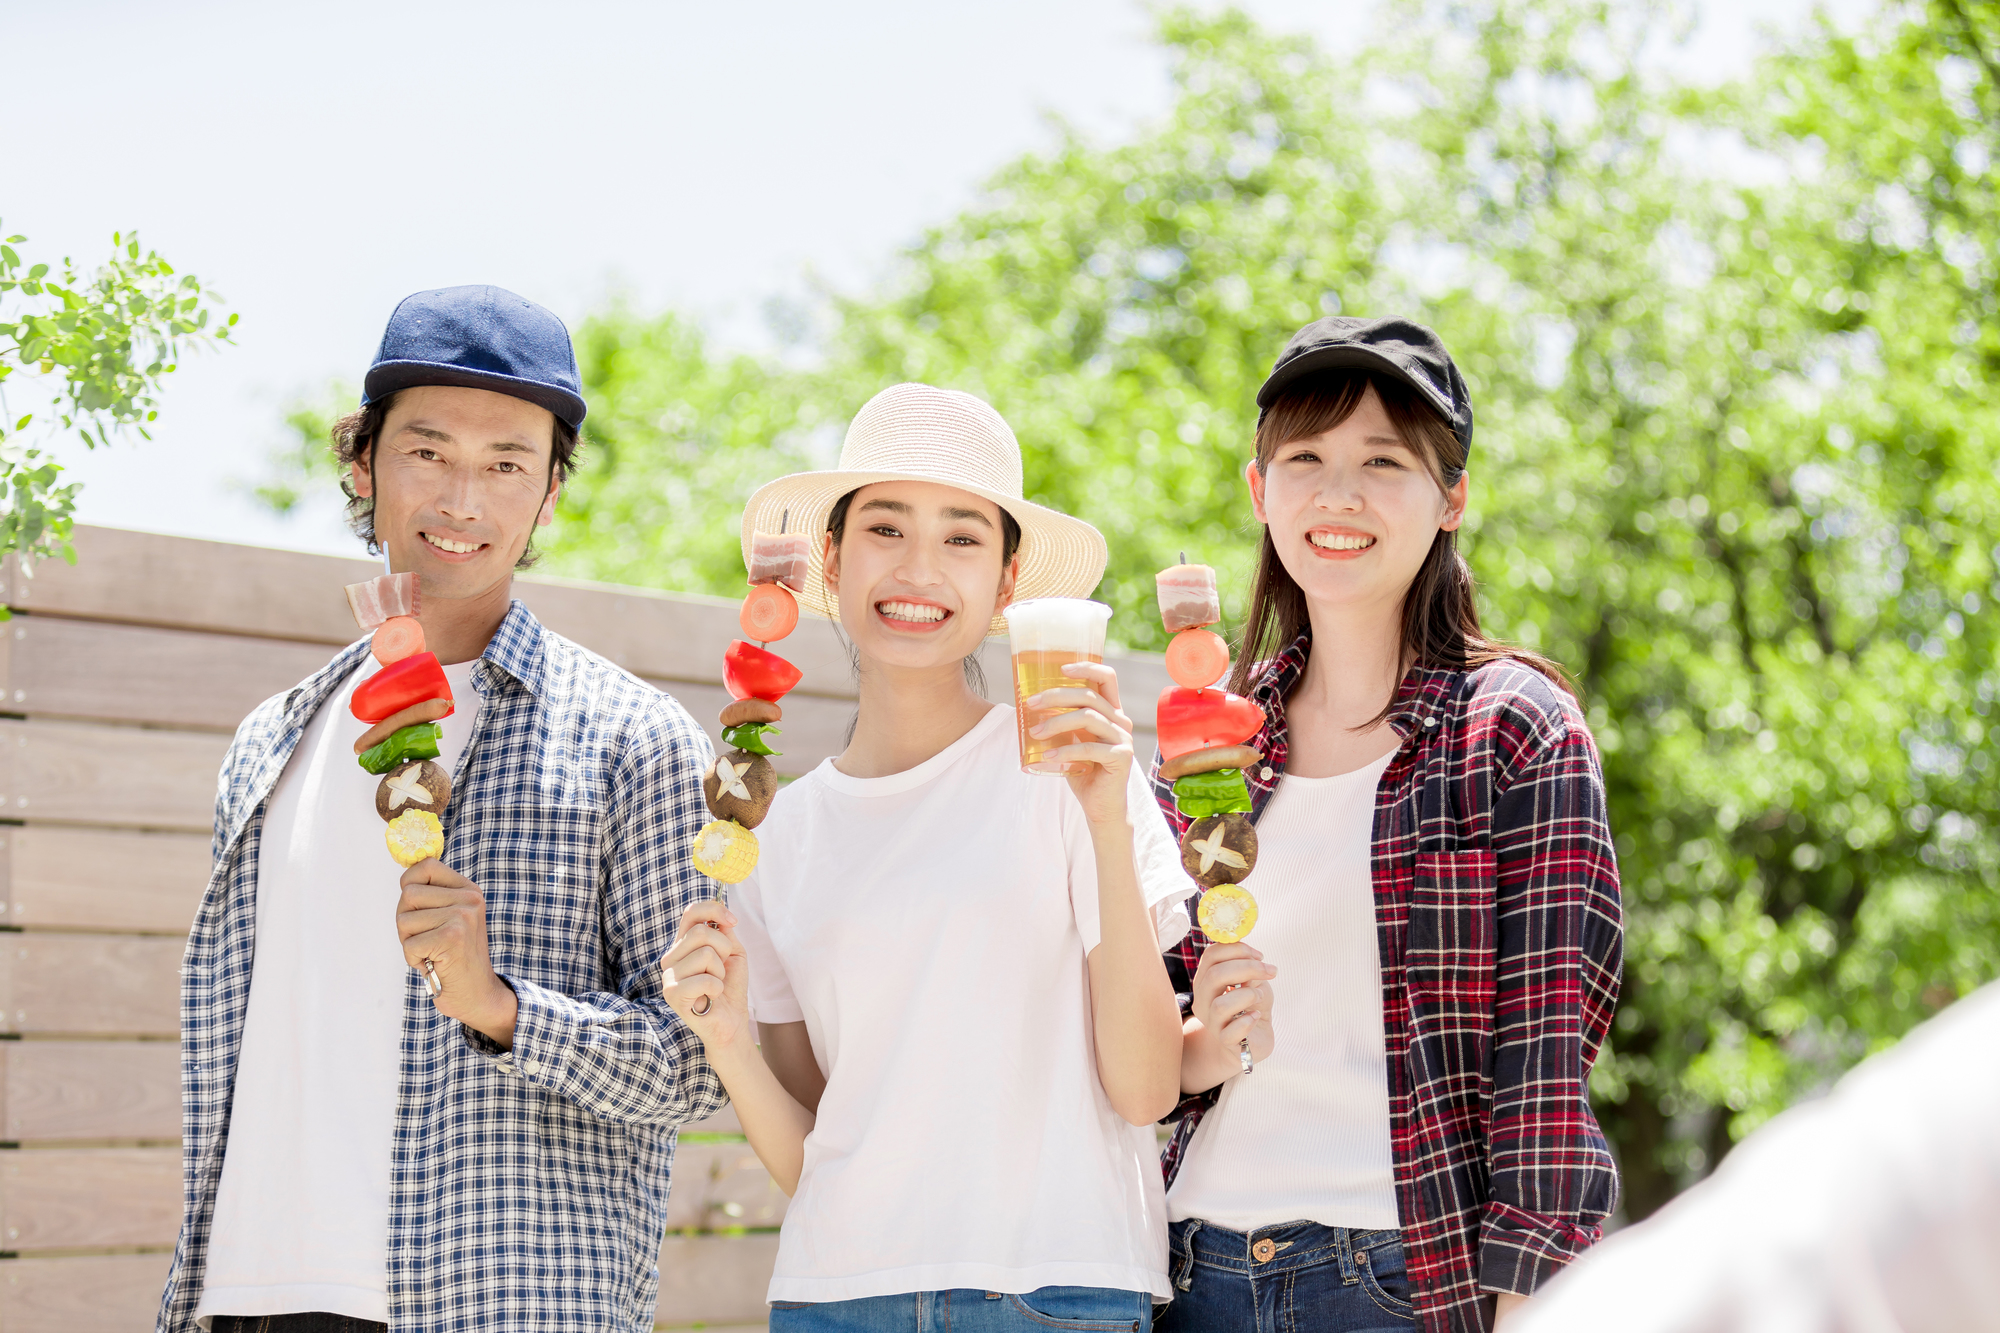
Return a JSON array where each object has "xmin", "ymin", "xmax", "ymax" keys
[{"xmin": 1002, "ymin": 597, "xmax": 1112, "ymax": 648}]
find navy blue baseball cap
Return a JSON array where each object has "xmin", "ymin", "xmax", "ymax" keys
[
  {"xmin": 1257, "ymin": 316, "xmax": 1472, "ymax": 456},
  {"xmin": 362, "ymin": 285, "xmax": 586, "ymax": 428}
]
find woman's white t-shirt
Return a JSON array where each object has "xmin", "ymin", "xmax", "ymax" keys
[
  {"xmin": 731, "ymin": 704, "xmax": 1193, "ymax": 1304},
  {"xmin": 1167, "ymin": 750, "xmax": 1401, "ymax": 1232}
]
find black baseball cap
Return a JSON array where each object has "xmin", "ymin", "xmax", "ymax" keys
[
  {"xmin": 1256, "ymin": 315, "xmax": 1472, "ymax": 456},
  {"xmin": 362, "ymin": 285, "xmax": 587, "ymax": 428}
]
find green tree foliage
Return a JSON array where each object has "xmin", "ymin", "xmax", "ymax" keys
[
  {"xmin": 0, "ymin": 225, "xmax": 234, "ymax": 567},
  {"xmin": 309, "ymin": 0, "xmax": 1994, "ymax": 1214},
  {"xmin": 245, "ymin": 382, "xmax": 353, "ymax": 517},
  {"xmin": 541, "ymin": 307, "xmax": 819, "ymax": 593},
  {"xmin": 1382, "ymin": 0, "xmax": 2000, "ymax": 1214}
]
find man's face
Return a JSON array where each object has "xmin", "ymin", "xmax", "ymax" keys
[{"xmin": 351, "ymin": 385, "xmax": 560, "ymax": 602}]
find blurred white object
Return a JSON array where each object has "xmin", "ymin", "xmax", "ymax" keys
[{"xmin": 1515, "ymin": 980, "xmax": 2000, "ymax": 1333}]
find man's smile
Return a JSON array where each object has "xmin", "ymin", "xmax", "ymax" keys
[{"xmin": 420, "ymin": 530, "xmax": 488, "ymax": 556}]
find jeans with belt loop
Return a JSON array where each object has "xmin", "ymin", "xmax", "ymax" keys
[{"xmin": 1153, "ymin": 1219, "xmax": 1416, "ymax": 1332}]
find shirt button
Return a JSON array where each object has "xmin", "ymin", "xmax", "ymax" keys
[
  {"xmin": 522, "ymin": 1058, "xmax": 541, "ymax": 1076},
  {"xmin": 1252, "ymin": 1238, "xmax": 1277, "ymax": 1263},
  {"xmin": 1424, "ymin": 715, "xmax": 1438, "ymax": 728},
  {"xmin": 1259, "ymin": 766, "xmax": 1274, "ymax": 781}
]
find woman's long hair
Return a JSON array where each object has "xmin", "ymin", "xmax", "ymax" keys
[{"xmin": 1228, "ymin": 370, "xmax": 1575, "ymax": 711}]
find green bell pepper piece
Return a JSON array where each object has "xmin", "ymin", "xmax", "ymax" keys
[
  {"xmin": 357, "ymin": 722, "xmax": 444, "ymax": 775},
  {"xmin": 1172, "ymin": 767, "xmax": 1253, "ymax": 818},
  {"xmin": 722, "ymin": 721, "xmax": 782, "ymax": 757}
]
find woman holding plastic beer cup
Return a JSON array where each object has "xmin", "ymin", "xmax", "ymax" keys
[
  {"xmin": 659, "ymin": 383, "xmax": 1192, "ymax": 1332},
  {"xmin": 1154, "ymin": 319, "xmax": 1624, "ymax": 1333}
]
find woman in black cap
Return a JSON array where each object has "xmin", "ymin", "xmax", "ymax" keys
[{"xmin": 1151, "ymin": 317, "xmax": 1625, "ymax": 1333}]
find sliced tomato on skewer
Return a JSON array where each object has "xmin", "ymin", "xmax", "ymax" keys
[
  {"xmin": 1164, "ymin": 628, "xmax": 1230, "ymax": 690},
  {"xmin": 739, "ymin": 583, "xmax": 800, "ymax": 642},
  {"xmin": 370, "ymin": 615, "xmax": 427, "ymax": 666}
]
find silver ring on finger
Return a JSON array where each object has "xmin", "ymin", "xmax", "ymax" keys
[{"xmin": 691, "ymin": 994, "xmax": 711, "ymax": 1017}]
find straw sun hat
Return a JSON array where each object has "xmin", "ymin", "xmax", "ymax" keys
[{"xmin": 740, "ymin": 383, "xmax": 1108, "ymax": 636}]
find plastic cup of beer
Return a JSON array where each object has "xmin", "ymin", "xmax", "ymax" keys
[{"xmin": 1002, "ymin": 597, "xmax": 1112, "ymax": 775}]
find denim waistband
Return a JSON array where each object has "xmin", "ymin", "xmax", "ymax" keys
[{"xmin": 1169, "ymin": 1218, "xmax": 1404, "ymax": 1287}]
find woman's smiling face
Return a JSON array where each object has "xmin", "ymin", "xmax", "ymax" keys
[
  {"xmin": 823, "ymin": 479, "xmax": 1018, "ymax": 671},
  {"xmin": 1247, "ymin": 382, "xmax": 1467, "ymax": 620}
]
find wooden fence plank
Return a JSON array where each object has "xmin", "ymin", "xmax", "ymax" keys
[
  {"xmin": 0, "ymin": 720, "xmax": 226, "ymax": 833},
  {"xmin": 0, "ymin": 1210, "xmax": 780, "ymax": 1327},
  {"xmin": 516, "ymin": 577, "xmax": 860, "ymax": 698},
  {"xmin": 664, "ymin": 1141, "xmax": 788, "ymax": 1230},
  {"xmin": 0, "ymin": 934, "xmax": 183, "ymax": 1037},
  {"xmin": 0, "ymin": 1147, "xmax": 180, "ymax": 1250},
  {"xmin": 0, "ymin": 1249, "xmax": 775, "ymax": 1333},
  {"xmin": 0, "ymin": 1253, "xmax": 173, "ymax": 1333},
  {"xmin": 8, "ymin": 826, "xmax": 210, "ymax": 934},
  {"xmin": 3, "ymin": 616, "xmax": 335, "ymax": 733},
  {"xmin": 1, "ymin": 1042, "xmax": 182, "ymax": 1142},
  {"xmin": 4, "ymin": 528, "xmax": 379, "ymax": 645},
  {"xmin": 0, "ymin": 678, "xmax": 1150, "ymax": 845},
  {"xmin": 656, "ymin": 1233, "xmax": 780, "ymax": 1327},
  {"xmin": 6, "ymin": 529, "xmax": 1172, "ymax": 723},
  {"xmin": 4, "ymin": 527, "xmax": 855, "ymax": 693}
]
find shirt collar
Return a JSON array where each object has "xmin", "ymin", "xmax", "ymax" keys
[
  {"xmin": 1248, "ymin": 629, "xmax": 1461, "ymax": 743},
  {"xmin": 477, "ymin": 599, "xmax": 549, "ymax": 699}
]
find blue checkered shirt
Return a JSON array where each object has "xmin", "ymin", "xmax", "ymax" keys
[{"xmin": 158, "ymin": 601, "xmax": 726, "ymax": 1332}]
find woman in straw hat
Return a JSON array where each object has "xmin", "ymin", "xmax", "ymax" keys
[
  {"xmin": 1151, "ymin": 317, "xmax": 1622, "ymax": 1333},
  {"xmin": 659, "ymin": 383, "xmax": 1193, "ymax": 1331}
]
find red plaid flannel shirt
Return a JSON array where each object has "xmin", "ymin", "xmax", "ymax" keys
[{"xmin": 1152, "ymin": 635, "xmax": 1623, "ymax": 1333}]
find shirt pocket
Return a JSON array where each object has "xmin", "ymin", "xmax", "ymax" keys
[{"xmin": 456, "ymin": 801, "xmax": 608, "ymax": 993}]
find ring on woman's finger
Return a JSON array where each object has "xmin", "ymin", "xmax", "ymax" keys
[{"xmin": 690, "ymin": 995, "xmax": 711, "ymax": 1017}]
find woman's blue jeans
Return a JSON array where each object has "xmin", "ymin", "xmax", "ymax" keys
[
  {"xmin": 770, "ymin": 1285, "xmax": 1150, "ymax": 1332},
  {"xmin": 1152, "ymin": 1219, "xmax": 1417, "ymax": 1332}
]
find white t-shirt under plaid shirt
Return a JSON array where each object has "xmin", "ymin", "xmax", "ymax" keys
[
  {"xmin": 160, "ymin": 603, "xmax": 726, "ymax": 1333},
  {"xmin": 194, "ymin": 658, "xmax": 480, "ymax": 1325},
  {"xmin": 731, "ymin": 704, "xmax": 1194, "ymax": 1304}
]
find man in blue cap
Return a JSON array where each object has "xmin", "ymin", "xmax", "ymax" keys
[{"xmin": 158, "ymin": 287, "xmax": 723, "ymax": 1333}]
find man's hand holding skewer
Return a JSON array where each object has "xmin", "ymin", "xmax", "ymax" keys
[{"xmin": 396, "ymin": 859, "xmax": 518, "ymax": 1048}]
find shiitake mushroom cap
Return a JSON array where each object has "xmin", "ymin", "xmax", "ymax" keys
[
  {"xmin": 375, "ymin": 760, "xmax": 452, "ymax": 823},
  {"xmin": 703, "ymin": 749, "xmax": 779, "ymax": 829},
  {"xmin": 1179, "ymin": 812, "xmax": 1259, "ymax": 887}
]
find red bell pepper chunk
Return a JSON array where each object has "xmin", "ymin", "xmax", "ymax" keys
[
  {"xmin": 1155, "ymin": 685, "xmax": 1266, "ymax": 761},
  {"xmin": 723, "ymin": 640, "xmax": 803, "ymax": 702},
  {"xmin": 351, "ymin": 651, "xmax": 453, "ymax": 723}
]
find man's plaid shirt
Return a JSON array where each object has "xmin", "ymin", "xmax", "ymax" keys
[
  {"xmin": 158, "ymin": 601, "xmax": 726, "ymax": 1333},
  {"xmin": 1152, "ymin": 635, "xmax": 1623, "ymax": 1333}
]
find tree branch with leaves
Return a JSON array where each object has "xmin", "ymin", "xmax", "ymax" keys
[{"xmin": 0, "ymin": 222, "xmax": 235, "ymax": 571}]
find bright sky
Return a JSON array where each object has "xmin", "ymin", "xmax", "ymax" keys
[{"xmin": 4, "ymin": 0, "xmax": 1856, "ymax": 561}]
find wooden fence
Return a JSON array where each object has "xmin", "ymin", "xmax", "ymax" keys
[{"xmin": 0, "ymin": 525, "xmax": 1169, "ymax": 1331}]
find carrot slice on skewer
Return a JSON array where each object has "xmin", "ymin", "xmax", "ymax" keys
[
  {"xmin": 739, "ymin": 583, "xmax": 800, "ymax": 642},
  {"xmin": 371, "ymin": 615, "xmax": 427, "ymax": 666},
  {"xmin": 1164, "ymin": 628, "xmax": 1231, "ymax": 690}
]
